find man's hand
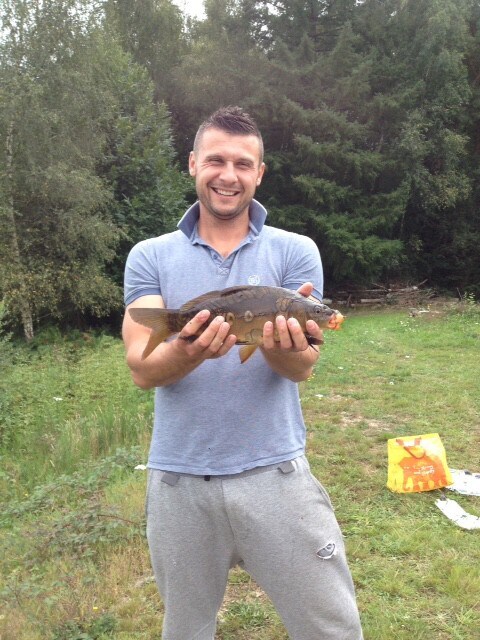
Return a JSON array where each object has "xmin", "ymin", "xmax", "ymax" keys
[
  {"xmin": 123, "ymin": 296, "xmax": 237, "ymax": 389},
  {"xmin": 174, "ymin": 310, "xmax": 237, "ymax": 360},
  {"xmin": 259, "ymin": 282, "xmax": 323, "ymax": 381},
  {"xmin": 261, "ymin": 282, "xmax": 324, "ymax": 354}
]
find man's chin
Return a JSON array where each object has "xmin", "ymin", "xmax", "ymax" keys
[{"xmin": 206, "ymin": 206, "xmax": 246, "ymax": 221}]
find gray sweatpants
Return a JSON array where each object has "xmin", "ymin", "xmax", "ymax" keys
[{"xmin": 146, "ymin": 456, "xmax": 363, "ymax": 640}]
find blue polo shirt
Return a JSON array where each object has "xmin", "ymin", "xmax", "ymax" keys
[{"xmin": 124, "ymin": 200, "xmax": 324, "ymax": 475}]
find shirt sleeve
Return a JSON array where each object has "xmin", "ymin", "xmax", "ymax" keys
[
  {"xmin": 282, "ymin": 234, "xmax": 324, "ymax": 300},
  {"xmin": 124, "ymin": 239, "xmax": 162, "ymax": 306}
]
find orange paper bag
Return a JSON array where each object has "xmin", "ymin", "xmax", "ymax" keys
[{"xmin": 387, "ymin": 433, "xmax": 453, "ymax": 493}]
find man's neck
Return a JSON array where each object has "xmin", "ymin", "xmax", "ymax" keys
[{"xmin": 197, "ymin": 211, "xmax": 250, "ymax": 258}]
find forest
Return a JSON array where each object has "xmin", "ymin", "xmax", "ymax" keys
[{"xmin": 1, "ymin": 0, "xmax": 480, "ymax": 339}]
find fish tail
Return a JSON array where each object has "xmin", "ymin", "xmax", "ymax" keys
[{"xmin": 129, "ymin": 308, "xmax": 175, "ymax": 359}]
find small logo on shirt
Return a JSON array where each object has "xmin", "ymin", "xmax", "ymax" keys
[{"xmin": 248, "ymin": 274, "xmax": 261, "ymax": 285}]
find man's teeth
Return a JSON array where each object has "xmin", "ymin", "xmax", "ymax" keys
[{"xmin": 213, "ymin": 188, "xmax": 238, "ymax": 196}]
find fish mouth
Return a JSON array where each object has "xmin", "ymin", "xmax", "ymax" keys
[
  {"xmin": 328, "ymin": 312, "xmax": 344, "ymax": 330},
  {"xmin": 211, "ymin": 186, "xmax": 241, "ymax": 197}
]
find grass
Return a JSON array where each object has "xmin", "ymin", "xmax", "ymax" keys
[{"xmin": 1, "ymin": 300, "xmax": 479, "ymax": 639}]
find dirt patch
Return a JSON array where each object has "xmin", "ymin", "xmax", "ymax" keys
[{"xmin": 218, "ymin": 569, "xmax": 269, "ymax": 614}]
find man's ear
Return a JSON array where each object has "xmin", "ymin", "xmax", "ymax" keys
[
  {"xmin": 188, "ymin": 151, "xmax": 196, "ymax": 176},
  {"xmin": 256, "ymin": 162, "xmax": 266, "ymax": 185}
]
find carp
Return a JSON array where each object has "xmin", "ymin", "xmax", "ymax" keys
[{"xmin": 129, "ymin": 285, "xmax": 344, "ymax": 363}]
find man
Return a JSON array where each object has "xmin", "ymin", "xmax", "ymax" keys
[{"xmin": 123, "ymin": 106, "xmax": 363, "ymax": 639}]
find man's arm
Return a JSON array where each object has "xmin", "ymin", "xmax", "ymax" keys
[
  {"xmin": 260, "ymin": 283, "xmax": 323, "ymax": 382},
  {"xmin": 122, "ymin": 294, "xmax": 237, "ymax": 389}
]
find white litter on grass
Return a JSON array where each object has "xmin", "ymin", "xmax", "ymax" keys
[
  {"xmin": 435, "ymin": 497, "xmax": 480, "ymax": 530},
  {"xmin": 446, "ymin": 469, "xmax": 480, "ymax": 497},
  {"xmin": 135, "ymin": 464, "xmax": 147, "ymax": 471}
]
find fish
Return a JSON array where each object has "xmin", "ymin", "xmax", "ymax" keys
[{"xmin": 129, "ymin": 285, "xmax": 344, "ymax": 363}]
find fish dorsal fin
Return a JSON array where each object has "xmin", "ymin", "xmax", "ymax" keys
[
  {"xmin": 218, "ymin": 285, "xmax": 254, "ymax": 296},
  {"xmin": 179, "ymin": 286, "xmax": 254, "ymax": 312},
  {"xmin": 179, "ymin": 290, "xmax": 223, "ymax": 312}
]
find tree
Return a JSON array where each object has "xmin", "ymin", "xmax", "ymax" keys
[
  {"xmin": 98, "ymin": 60, "xmax": 190, "ymax": 285},
  {"xmin": 247, "ymin": 4, "xmax": 408, "ymax": 286},
  {"xmin": 104, "ymin": 0, "xmax": 186, "ymax": 102},
  {"xmin": 386, "ymin": 0, "xmax": 475, "ymax": 290},
  {"xmin": 0, "ymin": 0, "xmax": 119, "ymax": 337},
  {"xmin": 0, "ymin": 0, "xmax": 188, "ymax": 336},
  {"xmin": 168, "ymin": 0, "xmax": 271, "ymax": 160}
]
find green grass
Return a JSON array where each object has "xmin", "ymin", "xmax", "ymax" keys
[{"xmin": 1, "ymin": 301, "xmax": 479, "ymax": 639}]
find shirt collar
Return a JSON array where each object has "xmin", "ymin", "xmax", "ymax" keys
[{"xmin": 177, "ymin": 199, "xmax": 267, "ymax": 243}]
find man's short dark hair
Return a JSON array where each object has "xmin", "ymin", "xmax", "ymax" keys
[{"xmin": 193, "ymin": 106, "xmax": 264, "ymax": 163}]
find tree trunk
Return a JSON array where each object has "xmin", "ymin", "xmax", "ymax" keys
[{"xmin": 5, "ymin": 121, "xmax": 34, "ymax": 341}]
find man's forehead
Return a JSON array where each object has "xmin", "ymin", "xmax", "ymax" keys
[{"xmin": 196, "ymin": 127, "xmax": 262, "ymax": 157}]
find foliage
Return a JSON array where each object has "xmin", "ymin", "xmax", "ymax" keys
[
  {"xmin": 98, "ymin": 61, "xmax": 189, "ymax": 285},
  {"xmin": 0, "ymin": 300, "xmax": 14, "ymax": 367},
  {"xmin": 163, "ymin": 0, "xmax": 480, "ymax": 292},
  {"xmin": 1, "ymin": 0, "xmax": 480, "ymax": 331},
  {"xmin": 0, "ymin": 0, "xmax": 188, "ymax": 337},
  {"xmin": 104, "ymin": 0, "xmax": 187, "ymax": 102},
  {"xmin": 1, "ymin": 447, "xmax": 143, "ymax": 640},
  {"xmin": 0, "ymin": 1, "xmax": 122, "ymax": 334},
  {"xmin": 0, "ymin": 329, "xmax": 152, "ymax": 495},
  {"xmin": 52, "ymin": 614, "xmax": 117, "ymax": 640},
  {"xmin": 1, "ymin": 448, "xmax": 144, "ymax": 569}
]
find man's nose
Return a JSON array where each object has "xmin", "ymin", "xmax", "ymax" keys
[{"xmin": 219, "ymin": 162, "xmax": 237, "ymax": 182}]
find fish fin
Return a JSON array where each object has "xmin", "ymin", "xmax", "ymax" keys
[
  {"xmin": 180, "ymin": 286, "xmax": 260, "ymax": 312},
  {"xmin": 239, "ymin": 344, "xmax": 258, "ymax": 364},
  {"xmin": 141, "ymin": 332, "xmax": 164, "ymax": 360},
  {"xmin": 219, "ymin": 285, "xmax": 255, "ymax": 296},
  {"xmin": 179, "ymin": 290, "xmax": 222, "ymax": 312},
  {"xmin": 129, "ymin": 308, "xmax": 174, "ymax": 359},
  {"xmin": 129, "ymin": 308, "xmax": 172, "ymax": 335},
  {"xmin": 220, "ymin": 285, "xmax": 294, "ymax": 299}
]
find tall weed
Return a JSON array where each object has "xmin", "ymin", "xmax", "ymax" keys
[{"xmin": 1, "ymin": 330, "xmax": 152, "ymax": 495}]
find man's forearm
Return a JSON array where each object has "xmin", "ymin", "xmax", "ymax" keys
[
  {"xmin": 260, "ymin": 345, "xmax": 319, "ymax": 382},
  {"xmin": 126, "ymin": 339, "xmax": 205, "ymax": 389}
]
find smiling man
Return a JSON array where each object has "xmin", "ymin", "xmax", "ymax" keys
[
  {"xmin": 190, "ymin": 119, "xmax": 265, "ymax": 223},
  {"xmin": 122, "ymin": 106, "xmax": 363, "ymax": 639}
]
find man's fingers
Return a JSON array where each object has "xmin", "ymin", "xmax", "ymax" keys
[
  {"xmin": 296, "ymin": 282, "xmax": 314, "ymax": 298},
  {"xmin": 262, "ymin": 320, "xmax": 275, "ymax": 349},
  {"xmin": 262, "ymin": 316, "xmax": 311, "ymax": 353},
  {"xmin": 214, "ymin": 333, "xmax": 237, "ymax": 358},
  {"xmin": 195, "ymin": 315, "xmax": 227, "ymax": 348},
  {"xmin": 286, "ymin": 317, "xmax": 309, "ymax": 351},
  {"xmin": 178, "ymin": 312, "xmax": 236, "ymax": 359},
  {"xmin": 306, "ymin": 319, "xmax": 324, "ymax": 345},
  {"xmin": 276, "ymin": 315, "xmax": 294, "ymax": 349},
  {"xmin": 179, "ymin": 309, "xmax": 211, "ymax": 340}
]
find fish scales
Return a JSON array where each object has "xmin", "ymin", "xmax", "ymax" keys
[{"xmin": 129, "ymin": 285, "xmax": 344, "ymax": 362}]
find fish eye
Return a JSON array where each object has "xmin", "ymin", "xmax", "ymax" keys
[{"xmin": 314, "ymin": 306, "xmax": 323, "ymax": 314}]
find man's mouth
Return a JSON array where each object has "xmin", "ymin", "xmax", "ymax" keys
[{"xmin": 211, "ymin": 187, "xmax": 240, "ymax": 197}]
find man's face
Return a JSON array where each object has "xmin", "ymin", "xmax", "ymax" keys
[{"xmin": 189, "ymin": 127, "xmax": 265, "ymax": 222}]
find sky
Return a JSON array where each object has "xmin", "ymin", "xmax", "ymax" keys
[{"xmin": 174, "ymin": 0, "xmax": 206, "ymax": 19}]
